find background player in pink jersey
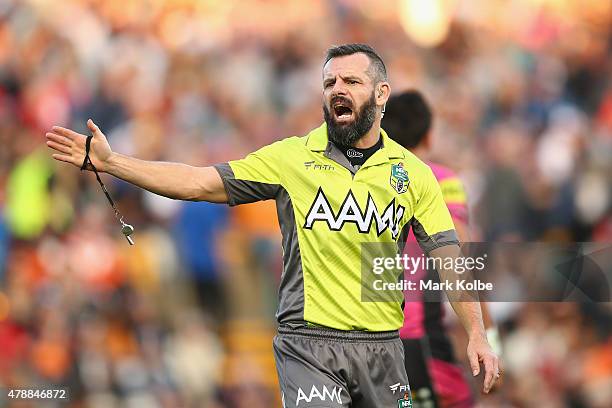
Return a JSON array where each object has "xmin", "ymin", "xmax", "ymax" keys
[{"xmin": 383, "ymin": 90, "xmax": 501, "ymax": 408}]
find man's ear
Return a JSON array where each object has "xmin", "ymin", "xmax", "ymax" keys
[{"xmin": 376, "ymin": 82, "xmax": 391, "ymax": 106}]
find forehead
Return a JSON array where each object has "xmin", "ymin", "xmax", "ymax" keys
[{"xmin": 323, "ymin": 53, "xmax": 371, "ymax": 80}]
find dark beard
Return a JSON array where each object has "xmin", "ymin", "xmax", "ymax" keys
[{"xmin": 323, "ymin": 93, "xmax": 377, "ymax": 146}]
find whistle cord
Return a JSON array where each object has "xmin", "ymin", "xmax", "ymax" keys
[{"xmin": 81, "ymin": 135, "xmax": 134, "ymax": 244}]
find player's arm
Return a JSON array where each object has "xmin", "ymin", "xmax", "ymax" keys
[
  {"xmin": 452, "ymin": 220, "xmax": 495, "ymax": 330},
  {"xmin": 447, "ymin": 193, "xmax": 502, "ymax": 362},
  {"xmin": 46, "ymin": 120, "xmax": 227, "ymax": 202}
]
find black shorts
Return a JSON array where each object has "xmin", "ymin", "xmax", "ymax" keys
[
  {"xmin": 273, "ymin": 325, "xmax": 411, "ymax": 408},
  {"xmin": 402, "ymin": 337, "xmax": 439, "ymax": 407}
]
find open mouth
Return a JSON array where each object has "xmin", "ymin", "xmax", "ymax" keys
[{"xmin": 333, "ymin": 103, "xmax": 353, "ymax": 120}]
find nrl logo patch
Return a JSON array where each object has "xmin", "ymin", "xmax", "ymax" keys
[
  {"xmin": 397, "ymin": 392, "xmax": 413, "ymax": 408},
  {"xmin": 390, "ymin": 163, "xmax": 409, "ymax": 194}
]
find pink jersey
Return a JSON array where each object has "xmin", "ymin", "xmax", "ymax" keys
[
  {"xmin": 428, "ymin": 162, "xmax": 468, "ymax": 224},
  {"xmin": 400, "ymin": 162, "xmax": 468, "ymax": 339}
]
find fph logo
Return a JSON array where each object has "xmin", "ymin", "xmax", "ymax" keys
[
  {"xmin": 389, "ymin": 382, "xmax": 410, "ymax": 394},
  {"xmin": 304, "ymin": 161, "xmax": 335, "ymax": 171}
]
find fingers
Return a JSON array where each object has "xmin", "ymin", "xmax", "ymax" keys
[
  {"xmin": 47, "ymin": 120, "xmax": 104, "ymax": 169},
  {"xmin": 468, "ymin": 350, "xmax": 480, "ymax": 377},
  {"xmin": 482, "ymin": 353, "xmax": 501, "ymax": 393},
  {"xmin": 46, "ymin": 140, "xmax": 72, "ymax": 155},
  {"xmin": 493, "ymin": 355, "xmax": 501, "ymax": 385},
  {"xmin": 52, "ymin": 126, "xmax": 83, "ymax": 141},
  {"xmin": 483, "ymin": 354, "xmax": 495, "ymax": 393},
  {"xmin": 46, "ymin": 132, "xmax": 73, "ymax": 147},
  {"xmin": 52, "ymin": 153, "xmax": 75, "ymax": 164}
]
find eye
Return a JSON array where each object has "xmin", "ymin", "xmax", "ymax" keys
[{"xmin": 347, "ymin": 80, "xmax": 357, "ymax": 84}]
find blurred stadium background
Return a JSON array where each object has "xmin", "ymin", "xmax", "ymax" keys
[{"xmin": 0, "ymin": 0, "xmax": 610, "ymax": 407}]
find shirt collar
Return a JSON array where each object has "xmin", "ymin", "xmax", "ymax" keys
[
  {"xmin": 305, "ymin": 123, "xmax": 330, "ymax": 151},
  {"xmin": 306, "ymin": 122, "xmax": 406, "ymax": 161}
]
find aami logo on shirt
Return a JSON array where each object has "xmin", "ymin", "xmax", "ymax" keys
[{"xmin": 304, "ymin": 188, "xmax": 405, "ymax": 239}]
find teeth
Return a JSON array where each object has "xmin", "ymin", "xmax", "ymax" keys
[
  {"xmin": 333, "ymin": 101, "xmax": 350, "ymax": 108},
  {"xmin": 333, "ymin": 101, "xmax": 352, "ymax": 119}
]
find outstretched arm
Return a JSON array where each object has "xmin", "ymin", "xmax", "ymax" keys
[{"xmin": 46, "ymin": 120, "xmax": 227, "ymax": 203}]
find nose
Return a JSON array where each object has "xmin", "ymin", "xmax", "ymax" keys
[{"xmin": 331, "ymin": 78, "xmax": 348, "ymax": 96}]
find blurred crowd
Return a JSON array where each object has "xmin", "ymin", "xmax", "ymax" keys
[{"xmin": 0, "ymin": 0, "xmax": 610, "ymax": 407}]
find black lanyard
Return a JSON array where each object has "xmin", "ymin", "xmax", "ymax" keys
[{"xmin": 81, "ymin": 135, "xmax": 135, "ymax": 245}]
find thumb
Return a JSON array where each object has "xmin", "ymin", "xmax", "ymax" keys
[
  {"xmin": 468, "ymin": 350, "xmax": 480, "ymax": 377},
  {"xmin": 87, "ymin": 119, "xmax": 104, "ymax": 138}
]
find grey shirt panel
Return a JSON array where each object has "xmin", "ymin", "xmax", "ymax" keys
[
  {"xmin": 275, "ymin": 187, "xmax": 306, "ymax": 325},
  {"xmin": 324, "ymin": 142, "xmax": 357, "ymax": 175},
  {"xmin": 214, "ymin": 163, "xmax": 281, "ymax": 206},
  {"xmin": 410, "ymin": 217, "xmax": 459, "ymax": 254}
]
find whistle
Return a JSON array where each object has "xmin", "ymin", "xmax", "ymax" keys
[{"xmin": 121, "ymin": 223, "xmax": 135, "ymax": 245}]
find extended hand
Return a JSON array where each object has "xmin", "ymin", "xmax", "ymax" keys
[
  {"xmin": 46, "ymin": 119, "xmax": 113, "ymax": 172},
  {"xmin": 467, "ymin": 334, "xmax": 501, "ymax": 394}
]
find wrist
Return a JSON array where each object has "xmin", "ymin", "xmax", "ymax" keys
[
  {"xmin": 468, "ymin": 326, "xmax": 487, "ymax": 342},
  {"xmin": 103, "ymin": 151, "xmax": 118, "ymax": 173}
]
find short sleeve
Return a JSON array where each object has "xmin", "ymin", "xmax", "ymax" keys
[
  {"xmin": 411, "ymin": 167, "xmax": 459, "ymax": 253},
  {"xmin": 214, "ymin": 140, "xmax": 284, "ymax": 206}
]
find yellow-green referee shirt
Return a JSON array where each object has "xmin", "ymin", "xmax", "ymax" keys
[{"xmin": 215, "ymin": 123, "xmax": 457, "ymax": 331}]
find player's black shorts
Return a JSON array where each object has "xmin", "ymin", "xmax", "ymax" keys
[{"xmin": 273, "ymin": 325, "xmax": 411, "ymax": 408}]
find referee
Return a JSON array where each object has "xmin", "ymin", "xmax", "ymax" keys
[{"xmin": 46, "ymin": 43, "xmax": 499, "ymax": 407}]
